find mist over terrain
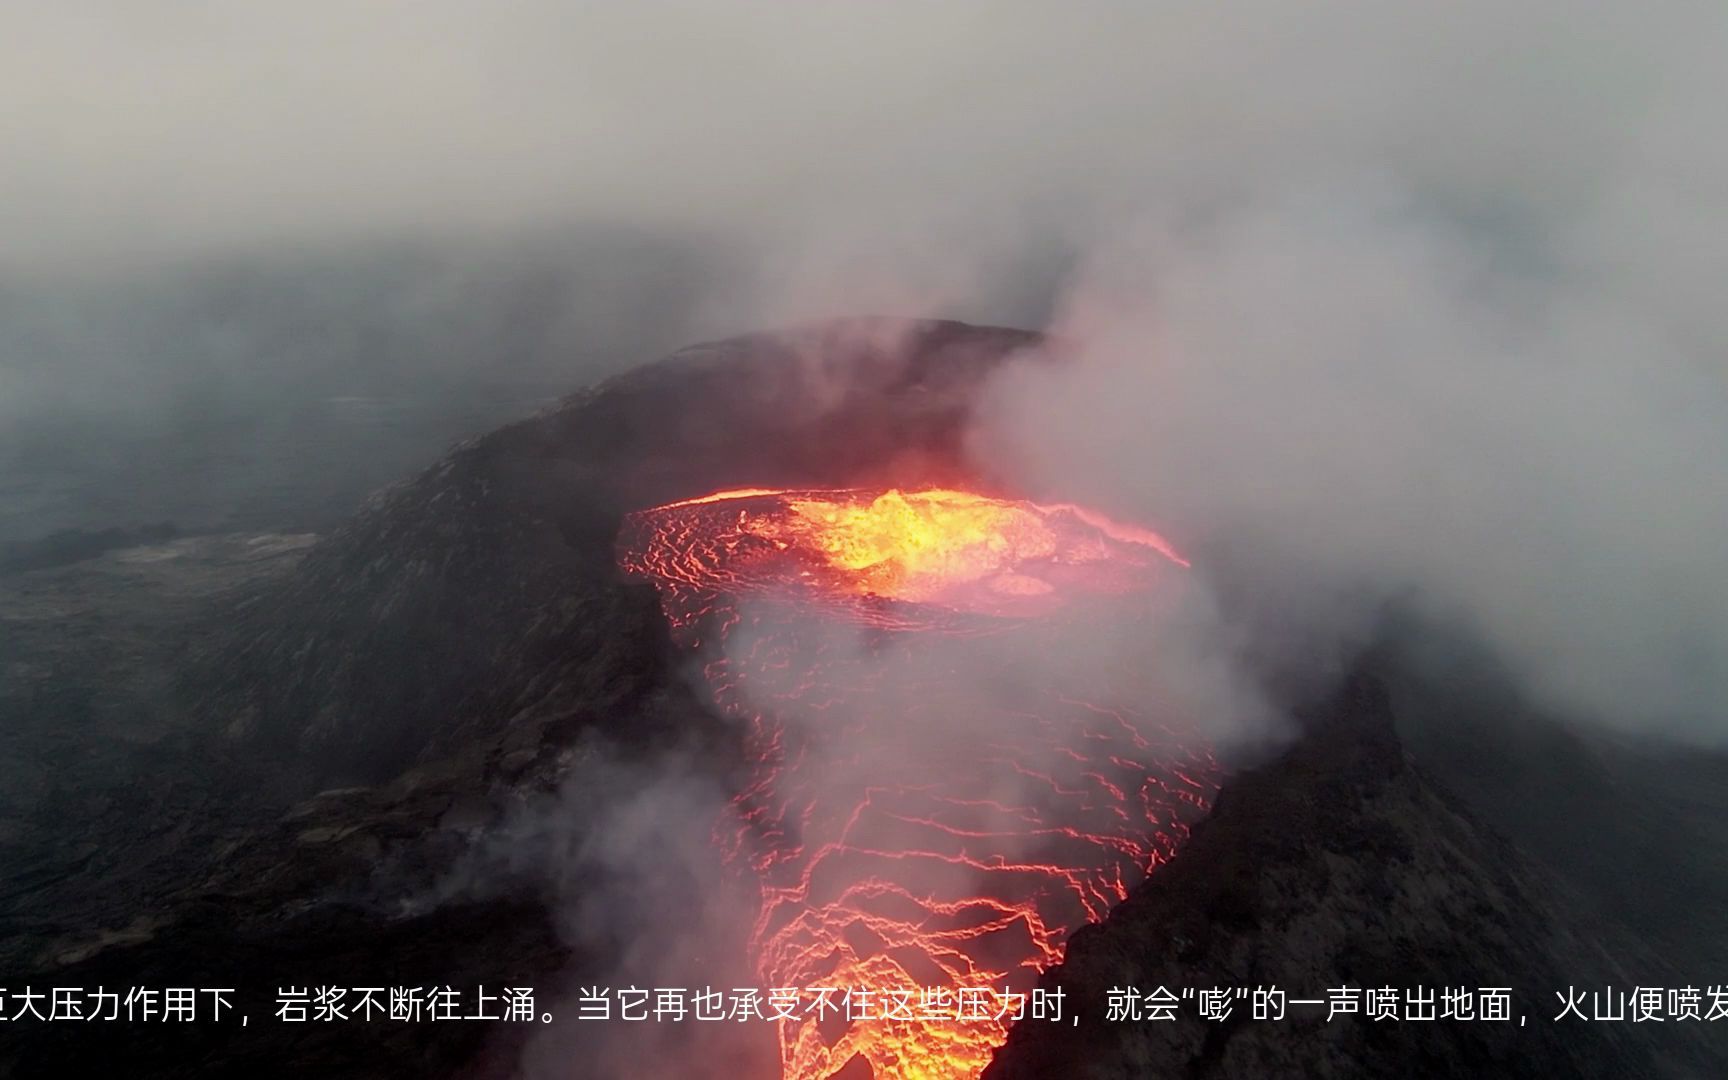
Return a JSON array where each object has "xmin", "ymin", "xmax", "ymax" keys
[{"xmin": 3, "ymin": 3, "xmax": 1724, "ymax": 740}]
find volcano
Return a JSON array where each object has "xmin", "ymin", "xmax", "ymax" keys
[{"xmin": 0, "ymin": 319, "xmax": 1715, "ymax": 1079}]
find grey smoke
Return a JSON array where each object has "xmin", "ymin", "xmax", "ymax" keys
[
  {"xmin": 971, "ymin": 183, "xmax": 1728, "ymax": 742},
  {"xmin": 414, "ymin": 732, "xmax": 772, "ymax": 1079}
]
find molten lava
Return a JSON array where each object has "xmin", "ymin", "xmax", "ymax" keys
[{"xmin": 619, "ymin": 487, "xmax": 1218, "ymax": 1080}]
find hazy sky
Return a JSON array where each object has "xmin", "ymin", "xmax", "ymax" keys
[
  {"xmin": 6, "ymin": 2, "xmax": 1724, "ymax": 341},
  {"xmin": 1, "ymin": 3, "xmax": 1711, "ymax": 277}
]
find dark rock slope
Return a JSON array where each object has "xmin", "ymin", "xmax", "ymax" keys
[
  {"xmin": 205, "ymin": 317, "xmax": 1039, "ymax": 790},
  {"xmin": 0, "ymin": 319, "xmax": 1039, "ymax": 1078},
  {"xmin": 983, "ymin": 670, "xmax": 1721, "ymax": 1079}
]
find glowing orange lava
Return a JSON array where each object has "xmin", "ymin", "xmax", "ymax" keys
[{"xmin": 618, "ymin": 487, "xmax": 1218, "ymax": 1080}]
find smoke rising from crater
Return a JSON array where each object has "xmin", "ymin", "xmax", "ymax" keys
[{"xmin": 971, "ymin": 184, "xmax": 1728, "ymax": 741}]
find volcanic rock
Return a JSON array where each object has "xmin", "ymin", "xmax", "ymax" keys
[
  {"xmin": 203, "ymin": 317, "xmax": 1039, "ymax": 789},
  {"xmin": 981, "ymin": 669, "xmax": 1721, "ymax": 1079}
]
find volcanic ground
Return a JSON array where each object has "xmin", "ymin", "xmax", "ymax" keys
[{"xmin": 1, "ymin": 319, "xmax": 1723, "ymax": 1079}]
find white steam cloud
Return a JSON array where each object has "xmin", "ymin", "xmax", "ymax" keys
[{"xmin": 972, "ymin": 182, "xmax": 1728, "ymax": 741}]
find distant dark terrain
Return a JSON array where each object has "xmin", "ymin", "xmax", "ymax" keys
[{"xmin": 0, "ymin": 382, "xmax": 566, "ymax": 550}]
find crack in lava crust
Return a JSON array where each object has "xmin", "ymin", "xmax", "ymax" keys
[{"xmin": 617, "ymin": 488, "xmax": 1220, "ymax": 1080}]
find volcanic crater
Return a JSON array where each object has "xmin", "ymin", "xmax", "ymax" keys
[{"xmin": 0, "ymin": 318, "xmax": 1709, "ymax": 1080}]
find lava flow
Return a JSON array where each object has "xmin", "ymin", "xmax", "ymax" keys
[{"xmin": 618, "ymin": 487, "xmax": 1219, "ymax": 1080}]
